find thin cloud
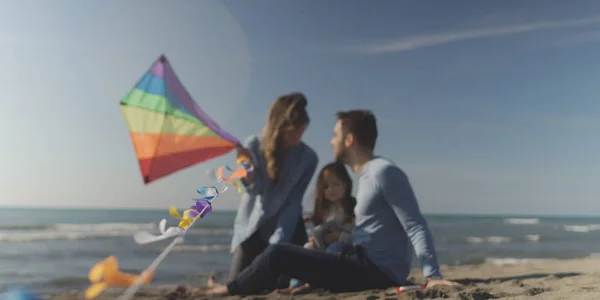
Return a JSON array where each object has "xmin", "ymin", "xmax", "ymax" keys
[{"xmin": 348, "ymin": 15, "xmax": 600, "ymax": 54}]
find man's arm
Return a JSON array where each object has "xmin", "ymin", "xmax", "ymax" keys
[{"xmin": 377, "ymin": 166, "xmax": 442, "ymax": 279}]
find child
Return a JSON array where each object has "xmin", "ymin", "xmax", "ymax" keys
[
  {"xmin": 306, "ymin": 162, "xmax": 356, "ymax": 250},
  {"xmin": 285, "ymin": 162, "xmax": 356, "ymax": 293}
]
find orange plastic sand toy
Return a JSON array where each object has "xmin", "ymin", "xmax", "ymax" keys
[{"xmin": 85, "ymin": 255, "xmax": 155, "ymax": 299}]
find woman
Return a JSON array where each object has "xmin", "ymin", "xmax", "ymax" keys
[{"xmin": 228, "ymin": 92, "xmax": 319, "ymax": 282}]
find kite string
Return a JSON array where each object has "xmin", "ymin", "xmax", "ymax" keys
[{"xmin": 115, "ymin": 204, "xmax": 210, "ymax": 300}]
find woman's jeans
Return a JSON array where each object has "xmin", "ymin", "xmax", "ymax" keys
[{"xmin": 229, "ymin": 218, "xmax": 307, "ymax": 283}]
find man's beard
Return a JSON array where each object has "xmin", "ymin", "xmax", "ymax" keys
[{"xmin": 334, "ymin": 144, "xmax": 347, "ymax": 164}]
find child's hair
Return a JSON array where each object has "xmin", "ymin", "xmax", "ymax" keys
[{"xmin": 313, "ymin": 162, "xmax": 356, "ymax": 226}]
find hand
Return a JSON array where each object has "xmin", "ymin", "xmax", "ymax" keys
[
  {"xmin": 322, "ymin": 229, "xmax": 341, "ymax": 245},
  {"xmin": 235, "ymin": 144, "xmax": 253, "ymax": 165},
  {"xmin": 425, "ymin": 278, "xmax": 461, "ymax": 289},
  {"xmin": 236, "ymin": 144, "xmax": 255, "ymax": 183},
  {"xmin": 308, "ymin": 237, "xmax": 320, "ymax": 248},
  {"xmin": 302, "ymin": 215, "xmax": 313, "ymax": 223}
]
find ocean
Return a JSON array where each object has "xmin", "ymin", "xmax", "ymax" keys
[{"xmin": 1, "ymin": 208, "xmax": 600, "ymax": 294}]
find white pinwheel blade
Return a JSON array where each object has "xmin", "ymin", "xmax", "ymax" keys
[
  {"xmin": 205, "ymin": 187, "xmax": 218, "ymax": 198},
  {"xmin": 219, "ymin": 185, "xmax": 228, "ymax": 193},
  {"xmin": 134, "ymin": 227, "xmax": 182, "ymax": 244},
  {"xmin": 158, "ymin": 219, "xmax": 167, "ymax": 233},
  {"xmin": 134, "ymin": 231, "xmax": 164, "ymax": 244}
]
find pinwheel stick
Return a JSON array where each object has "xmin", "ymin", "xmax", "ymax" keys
[{"xmin": 115, "ymin": 204, "xmax": 210, "ymax": 300}]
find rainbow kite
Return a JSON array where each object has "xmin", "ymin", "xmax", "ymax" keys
[{"xmin": 119, "ymin": 55, "xmax": 240, "ymax": 184}]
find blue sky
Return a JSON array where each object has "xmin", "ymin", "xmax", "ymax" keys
[{"xmin": 1, "ymin": 0, "xmax": 600, "ymax": 215}]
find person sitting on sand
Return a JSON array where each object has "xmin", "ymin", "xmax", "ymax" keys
[
  {"xmin": 227, "ymin": 92, "xmax": 319, "ymax": 284},
  {"xmin": 304, "ymin": 162, "xmax": 356, "ymax": 251},
  {"xmin": 286, "ymin": 162, "xmax": 357, "ymax": 292},
  {"xmin": 204, "ymin": 110, "xmax": 458, "ymax": 296}
]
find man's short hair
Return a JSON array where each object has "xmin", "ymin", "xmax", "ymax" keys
[{"xmin": 336, "ymin": 110, "xmax": 378, "ymax": 151}]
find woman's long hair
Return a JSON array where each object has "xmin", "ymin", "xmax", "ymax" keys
[
  {"xmin": 313, "ymin": 163, "xmax": 356, "ymax": 226},
  {"xmin": 260, "ymin": 92, "xmax": 310, "ymax": 182}
]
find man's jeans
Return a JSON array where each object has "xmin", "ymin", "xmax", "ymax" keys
[
  {"xmin": 288, "ymin": 241, "xmax": 348, "ymax": 288},
  {"xmin": 226, "ymin": 243, "xmax": 397, "ymax": 295}
]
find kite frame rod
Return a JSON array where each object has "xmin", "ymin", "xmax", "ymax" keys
[{"xmin": 115, "ymin": 204, "xmax": 209, "ymax": 300}]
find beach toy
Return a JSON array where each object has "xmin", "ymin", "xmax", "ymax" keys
[
  {"xmin": 167, "ymin": 184, "xmax": 231, "ymax": 229},
  {"xmin": 134, "ymin": 185, "xmax": 227, "ymax": 244},
  {"xmin": 117, "ymin": 192, "xmax": 215, "ymax": 300},
  {"xmin": 119, "ymin": 54, "xmax": 240, "ymax": 185},
  {"xmin": 116, "ymin": 195, "xmax": 211, "ymax": 300},
  {"xmin": 213, "ymin": 155, "xmax": 254, "ymax": 193},
  {"xmin": 92, "ymin": 55, "xmax": 246, "ymax": 300},
  {"xmin": 168, "ymin": 207, "xmax": 202, "ymax": 229},
  {"xmin": 0, "ymin": 288, "xmax": 42, "ymax": 300},
  {"xmin": 186, "ymin": 200, "xmax": 213, "ymax": 219},
  {"xmin": 194, "ymin": 185, "xmax": 228, "ymax": 201},
  {"xmin": 133, "ymin": 219, "xmax": 184, "ymax": 245},
  {"xmin": 85, "ymin": 256, "xmax": 155, "ymax": 299}
]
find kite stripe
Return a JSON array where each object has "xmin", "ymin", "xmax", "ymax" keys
[
  {"xmin": 138, "ymin": 145, "xmax": 235, "ymax": 183},
  {"xmin": 128, "ymin": 132, "xmax": 235, "ymax": 160},
  {"xmin": 162, "ymin": 61, "xmax": 239, "ymax": 145},
  {"xmin": 148, "ymin": 58, "xmax": 165, "ymax": 78},
  {"xmin": 133, "ymin": 72, "xmax": 196, "ymax": 120},
  {"xmin": 120, "ymin": 105, "xmax": 218, "ymax": 137},
  {"xmin": 135, "ymin": 71, "xmax": 166, "ymax": 96},
  {"xmin": 120, "ymin": 90, "xmax": 202, "ymax": 125}
]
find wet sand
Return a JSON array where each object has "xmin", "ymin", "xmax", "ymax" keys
[{"xmin": 49, "ymin": 257, "xmax": 600, "ymax": 299}]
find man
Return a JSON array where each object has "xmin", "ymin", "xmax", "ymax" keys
[{"xmin": 205, "ymin": 110, "xmax": 457, "ymax": 295}]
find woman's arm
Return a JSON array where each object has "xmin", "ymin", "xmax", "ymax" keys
[
  {"xmin": 240, "ymin": 135, "xmax": 263, "ymax": 196},
  {"xmin": 267, "ymin": 149, "xmax": 318, "ymax": 244}
]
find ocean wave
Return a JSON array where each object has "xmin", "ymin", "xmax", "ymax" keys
[
  {"xmin": 0, "ymin": 222, "xmax": 233, "ymax": 243},
  {"xmin": 466, "ymin": 235, "xmax": 541, "ymax": 244},
  {"xmin": 466, "ymin": 236, "xmax": 511, "ymax": 244},
  {"xmin": 0, "ymin": 225, "xmax": 51, "ymax": 230},
  {"xmin": 503, "ymin": 218, "xmax": 540, "ymax": 225},
  {"xmin": 485, "ymin": 257, "xmax": 548, "ymax": 265},
  {"xmin": 53, "ymin": 223, "xmax": 155, "ymax": 232},
  {"xmin": 524, "ymin": 234, "xmax": 540, "ymax": 242},
  {"xmin": 563, "ymin": 224, "xmax": 600, "ymax": 233}
]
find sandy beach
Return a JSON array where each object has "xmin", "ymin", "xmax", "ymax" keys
[{"xmin": 48, "ymin": 256, "xmax": 600, "ymax": 300}]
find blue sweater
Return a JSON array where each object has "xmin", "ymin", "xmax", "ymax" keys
[
  {"xmin": 230, "ymin": 135, "xmax": 318, "ymax": 252},
  {"xmin": 352, "ymin": 157, "xmax": 442, "ymax": 283}
]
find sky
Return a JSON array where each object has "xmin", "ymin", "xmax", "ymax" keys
[{"xmin": 1, "ymin": 0, "xmax": 600, "ymax": 216}]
